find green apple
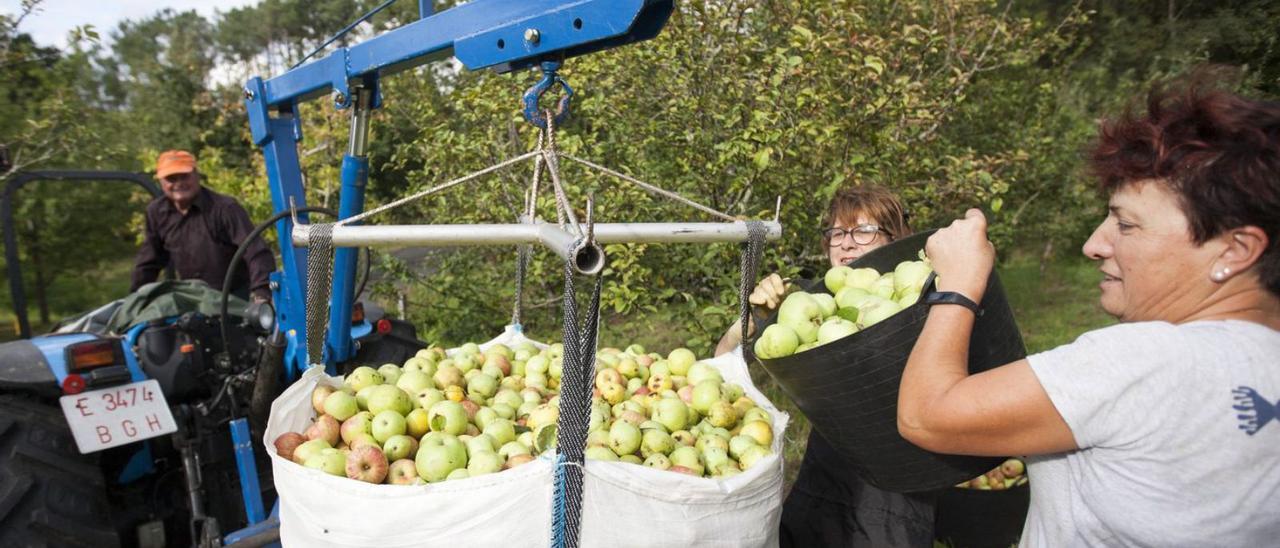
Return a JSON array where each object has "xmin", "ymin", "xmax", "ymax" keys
[
  {"xmin": 446, "ymin": 468, "xmax": 470, "ymax": 481},
  {"xmin": 738, "ymin": 445, "xmax": 771, "ymax": 470},
  {"xmin": 654, "ymin": 398, "xmax": 689, "ymax": 433},
  {"xmin": 467, "ymin": 451, "xmax": 504, "ymax": 476},
  {"xmin": 428, "ymin": 400, "xmax": 468, "ymax": 435},
  {"xmin": 845, "ymin": 267, "xmax": 881, "ymax": 291},
  {"xmin": 669, "ymin": 446, "xmax": 704, "ymax": 475},
  {"xmin": 835, "ymin": 286, "xmax": 874, "ymax": 310},
  {"xmin": 871, "ymin": 273, "xmax": 896, "ymax": 299},
  {"xmin": 416, "ymin": 433, "xmax": 467, "ymax": 482},
  {"xmin": 345, "ymin": 366, "xmax": 383, "ymax": 393},
  {"xmin": 825, "ymin": 265, "xmax": 855, "ymax": 294},
  {"xmin": 371, "ymin": 410, "xmax": 407, "ymax": 444},
  {"xmin": 896, "ymin": 289, "xmax": 922, "ymax": 308},
  {"xmin": 643, "ymin": 453, "xmax": 671, "ymax": 470},
  {"xmin": 467, "ymin": 373, "xmax": 499, "ymax": 400},
  {"xmin": 707, "ymin": 400, "xmax": 738, "ymax": 429},
  {"xmin": 366, "ymin": 385, "xmax": 413, "ymax": 416},
  {"xmin": 778, "ymin": 292, "xmax": 823, "ymax": 343},
  {"xmin": 690, "ymin": 380, "xmax": 722, "ymax": 414},
  {"xmin": 413, "ymin": 387, "xmax": 445, "ymax": 410},
  {"xmin": 323, "ymin": 390, "xmax": 359, "ymax": 422},
  {"xmin": 858, "ymin": 296, "xmax": 903, "ymax": 328},
  {"xmin": 686, "ymin": 362, "xmax": 722, "ymax": 386},
  {"xmin": 741, "ymin": 419, "xmax": 774, "ymax": 447},
  {"xmin": 464, "ymin": 433, "xmax": 496, "ymax": 457},
  {"xmin": 667, "ymin": 348, "xmax": 697, "ymax": 376},
  {"xmin": 377, "ymin": 364, "xmax": 403, "ymax": 386},
  {"xmin": 893, "ymin": 260, "xmax": 932, "ymax": 294},
  {"xmin": 812, "ymin": 293, "xmax": 837, "ymax": 318},
  {"xmin": 729, "ymin": 435, "xmax": 759, "ymax": 460},
  {"xmin": 402, "ymin": 357, "xmax": 429, "ymax": 374},
  {"xmin": 609, "ymin": 420, "xmax": 642, "ymax": 456},
  {"xmin": 482, "ymin": 418, "xmax": 517, "ymax": 446},
  {"xmin": 305, "ymin": 447, "xmax": 346, "ymax": 476},
  {"xmin": 292, "ymin": 439, "xmax": 331, "ymax": 465},
  {"xmin": 396, "ymin": 370, "xmax": 434, "ymax": 395},
  {"xmin": 640, "ymin": 428, "xmax": 675, "ymax": 458},
  {"xmin": 498, "ymin": 441, "xmax": 531, "ymax": 460},
  {"xmin": 817, "ymin": 317, "xmax": 859, "ymax": 345},
  {"xmin": 382, "ymin": 434, "xmax": 417, "ymax": 462},
  {"xmin": 355, "ymin": 385, "xmax": 376, "ymax": 411},
  {"xmin": 753, "ymin": 324, "xmax": 799, "ymax": 359}
]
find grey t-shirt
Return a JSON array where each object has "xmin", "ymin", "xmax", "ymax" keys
[{"xmin": 1022, "ymin": 320, "xmax": 1280, "ymax": 547}]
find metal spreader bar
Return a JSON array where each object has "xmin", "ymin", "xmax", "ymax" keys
[{"xmin": 292, "ymin": 220, "xmax": 782, "ymax": 276}]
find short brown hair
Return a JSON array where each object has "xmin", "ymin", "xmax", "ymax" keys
[
  {"xmin": 820, "ymin": 184, "xmax": 912, "ymax": 248},
  {"xmin": 1089, "ymin": 70, "xmax": 1280, "ymax": 296}
]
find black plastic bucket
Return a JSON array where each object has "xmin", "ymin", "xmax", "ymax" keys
[
  {"xmin": 756, "ymin": 230, "xmax": 1027, "ymax": 492},
  {"xmin": 934, "ymin": 483, "xmax": 1030, "ymax": 548}
]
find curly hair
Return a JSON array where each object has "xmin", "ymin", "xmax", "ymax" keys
[{"xmin": 1089, "ymin": 69, "xmax": 1280, "ymax": 296}]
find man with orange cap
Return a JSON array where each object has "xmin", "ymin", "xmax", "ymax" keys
[{"xmin": 131, "ymin": 150, "xmax": 275, "ymax": 302}]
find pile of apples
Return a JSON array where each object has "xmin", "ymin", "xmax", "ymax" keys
[
  {"xmin": 955, "ymin": 458, "xmax": 1028, "ymax": 490},
  {"xmin": 273, "ymin": 342, "xmax": 777, "ymax": 485},
  {"xmin": 754, "ymin": 257, "xmax": 932, "ymax": 359}
]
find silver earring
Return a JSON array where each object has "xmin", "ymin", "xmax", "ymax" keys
[
  {"xmin": 1213, "ymin": 271, "xmax": 1226, "ymax": 282},
  {"xmin": 1223, "ymin": 267, "xmax": 1231, "ymax": 276}
]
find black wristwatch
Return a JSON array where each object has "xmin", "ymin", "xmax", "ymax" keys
[{"xmin": 925, "ymin": 291, "xmax": 983, "ymax": 316}]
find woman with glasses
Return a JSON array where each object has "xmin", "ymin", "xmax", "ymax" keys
[{"xmin": 715, "ymin": 184, "xmax": 937, "ymax": 547}]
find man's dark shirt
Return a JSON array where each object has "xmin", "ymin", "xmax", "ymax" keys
[{"xmin": 131, "ymin": 187, "xmax": 275, "ymax": 300}]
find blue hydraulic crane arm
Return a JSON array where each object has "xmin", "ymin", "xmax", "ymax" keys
[
  {"xmin": 249, "ymin": 0, "xmax": 671, "ymax": 116},
  {"xmin": 245, "ymin": 0, "xmax": 673, "ymax": 378}
]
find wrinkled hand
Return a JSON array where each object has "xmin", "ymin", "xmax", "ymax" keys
[
  {"xmin": 925, "ymin": 208, "xmax": 995, "ymax": 302},
  {"xmin": 749, "ymin": 273, "xmax": 789, "ymax": 311}
]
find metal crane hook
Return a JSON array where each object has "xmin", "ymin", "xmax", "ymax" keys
[{"xmin": 522, "ymin": 61, "xmax": 573, "ymax": 129}]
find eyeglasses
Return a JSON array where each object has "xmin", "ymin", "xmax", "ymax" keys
[{"xmin": 822, "ymin": 224, "xmax": 889, "ymax": 246}]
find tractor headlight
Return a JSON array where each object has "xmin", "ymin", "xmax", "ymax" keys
[{"xmin": 245, "ymin": 301, "xmax": 276, "ymax": 333}]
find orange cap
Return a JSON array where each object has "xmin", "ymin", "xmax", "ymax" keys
[{"xmin": 155, "ymin": 150, "xmax": 197, "ymax": 179}]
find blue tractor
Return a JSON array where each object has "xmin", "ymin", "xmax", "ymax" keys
[{"xmin": 0, "ymin": 1, "xmax": 673, "ymax": 546}]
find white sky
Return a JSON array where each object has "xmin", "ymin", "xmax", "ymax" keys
[{"xmin": 3, "ymin": 0, "xmax": 261, "ymax": 49}]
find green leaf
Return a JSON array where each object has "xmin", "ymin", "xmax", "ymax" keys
[
  {"xmin": 991, "ymin": 197, "xmax": 1004, "ymax": 213},
  {"xmin": 837, "ymin": 307, "xmax": 860, "ymax": 323},
  {"xmin": 752, "ymin": 147, "xmax": 772, "ymax": 170},
  {"xmin": 792, "ymin": 25, "xmax": 813, "ymax": 41},
  {"xmin": 864, "ymin": 55, "xmax": 886, "ymax": 75}
]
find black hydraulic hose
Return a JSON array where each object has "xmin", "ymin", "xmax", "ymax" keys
[{"xmin": 219, "ymin": 207, "xmax": 338, "ymax": 358}]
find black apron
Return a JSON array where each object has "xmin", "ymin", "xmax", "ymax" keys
[{"xmin": 780, "ymin": 430, "xmax": 939, "ymax": 547}]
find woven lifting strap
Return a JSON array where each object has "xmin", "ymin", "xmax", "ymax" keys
[
  {"xmin": 305, "ymin": 223, "xmax": 336, "ymax": 366},
  {"xmin": 739, "ymin": 220, "xmax": 768, "ymax": 361},
  {"xmin": 550, "ymin": 251, "xmax": 603, "ymax": 548}
]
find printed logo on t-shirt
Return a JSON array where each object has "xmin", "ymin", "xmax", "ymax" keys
[{"xmin": 1233, "ymin": 386, "xmax": 1277, "ymax": 435}]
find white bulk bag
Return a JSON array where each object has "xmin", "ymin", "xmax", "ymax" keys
[{"xmin": 265, "ymin": 330, "xmax": 788, "ymax": 547}]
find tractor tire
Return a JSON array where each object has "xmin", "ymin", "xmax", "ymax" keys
[{"xmin": 0, "ymin": 394, "xmax": 123, "ymax": 547}]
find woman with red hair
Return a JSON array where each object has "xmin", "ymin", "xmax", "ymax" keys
[{"xmin": 898, "ymin": 73, "xmax": 1280, "ymax": 545}]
